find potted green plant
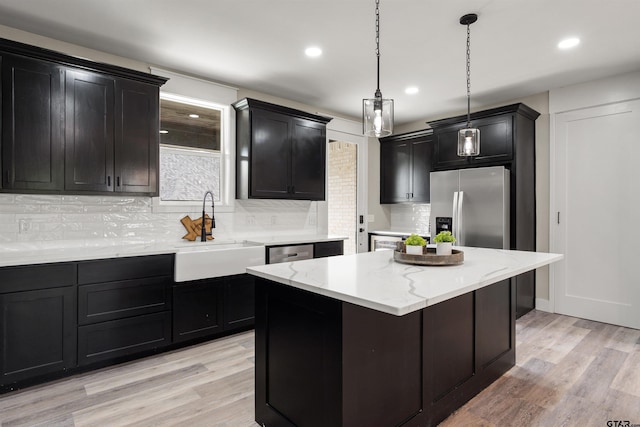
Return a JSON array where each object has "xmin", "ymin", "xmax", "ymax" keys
[
  {"xmin": 404, "ymin": 233, "xmax": 426, "ymax": 255},
  {"xmin": 433, "ymin": 231, "xmax": 456, "ymax": 255}
]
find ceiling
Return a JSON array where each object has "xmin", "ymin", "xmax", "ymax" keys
[{"xmin": 1, "ymin": 0, "xmax": 639, "ymax": 126}]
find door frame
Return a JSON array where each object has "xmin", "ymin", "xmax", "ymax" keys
[{"xmin": 325, "ymin": 117, "xmax": 368, "ymax": 253}]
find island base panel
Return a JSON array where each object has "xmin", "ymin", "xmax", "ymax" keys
[{"xmin": 255, "ymin": 278, "xmax": 515, "ymax": 427}]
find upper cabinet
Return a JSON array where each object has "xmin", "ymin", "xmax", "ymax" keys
[
  {"xmin": 65, "ymin": 71, "xmax": 159, "ymax": 193},
  {"xmin": 233, "ymin": 98, "xmax": 332, "ymax": 201},
  {"xmin": 1, "ymin": 54, "xmax": 65, "ymax": 191},
  {"xmin": 0, "ymin": 38, "xmax": 167, "ymax": 196},
  {"xmin": 379, "ymin": 129, "xmax": 433, "ymax": 204},
  {"xmin": 429, "ymin": 104, "xmax": 538, "ymax": 171}
]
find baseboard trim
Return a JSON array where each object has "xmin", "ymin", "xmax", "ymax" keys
[{"xmin": 535, "ymin": 298, "xmax": 553, "ymax": 313}]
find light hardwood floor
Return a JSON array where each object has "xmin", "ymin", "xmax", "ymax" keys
[{"xmin": 1, "ymin": 311, "xmax": 639, "ymax": 426}]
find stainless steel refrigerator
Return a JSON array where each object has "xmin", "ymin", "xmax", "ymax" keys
[{"xmin": 429, "ymin": 166, "xmax": 509, "ymax": 249}]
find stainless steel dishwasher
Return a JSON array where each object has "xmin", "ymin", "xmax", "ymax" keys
[{"xmin": 267, "ymin": 244, "xmax": 314, "ymax": 264}]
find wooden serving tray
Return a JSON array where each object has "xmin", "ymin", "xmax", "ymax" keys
[{"xmin": 393, "ymin": 246, "xmax": 464, "ymax": 266}]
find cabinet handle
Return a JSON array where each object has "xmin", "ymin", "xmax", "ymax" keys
[
  {"xmin": 108, "ymin": 176, "xmax": 111, "ymax": 187},
  {"xmin": 291, "ymin": 185, "xmax": 295, "ymax": 194},
  {"xmin": 117, "ymin": 176, "xmax": 120, "ymax": 187}
]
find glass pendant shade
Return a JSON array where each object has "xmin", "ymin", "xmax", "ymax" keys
[
  {"xmin": 363, "ymin": 96, "xmax": 394, "ymax": 137},
  {"xmin": 457, "ymin": 128, "xmax": 480, "ymax": 156}
]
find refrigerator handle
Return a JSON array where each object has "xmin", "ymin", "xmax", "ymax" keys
[
  {"xmin": 457, "ymin": 191, "xmax": 464, "ymax": 246},
  {"xmin": 452, "ymin": 192, "xmax": 459, "ymax": 238}
]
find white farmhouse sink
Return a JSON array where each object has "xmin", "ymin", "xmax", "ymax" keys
[{"xmin": 174, "ymin": 241, "xmax": 265, "ymax": 282}]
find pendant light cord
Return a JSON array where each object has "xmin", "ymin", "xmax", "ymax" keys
[
  {"xmin": 465, "ymin": 22, "xmax": 472, "ymax": 128},
  {"xmin": 375, "ymin": 0, "xmax": 381, "ymax": 95}
]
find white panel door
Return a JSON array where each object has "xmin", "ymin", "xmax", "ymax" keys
[{"xmin": 552, "ymin": 99, "xmax": 640, "ymax": 329}]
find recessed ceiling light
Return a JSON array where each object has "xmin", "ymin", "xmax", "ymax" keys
[
  {"xmin": 305, "ymin": 46, "xmax": 322, "ymax": 57},
  {"xmin": 189, "ymin": 114, "xmax": 200, "ymax": 118},
  {"xmin": 159, "ymin": 130, "xmax": 168, "ymax": 134},
  {"xmin": 405, "ymin": 86, "xmax": 419, "ymax": 95},
  {"xmin": 558, "ymin": 37, "xmax": 580, "ymax": 50}
]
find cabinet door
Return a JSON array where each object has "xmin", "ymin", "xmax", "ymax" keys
[
  {"xmin": 1, "ymin": 54, "xmax": 64, "ymax": 191},
  {"xmin": 65, "ymin": 69, "xmax": 115, "ymax": 192},
  {"xmin": 224, "ymin": 275, "xmax": 255, "ymax": 331},
  {"xmin": 114, "ymin": 79, "xmax": 159, "ymax": 194},
  {"xmin": 173, "ymin": 279, "xmax": 224, "ymax": 343},
  {"xmin": 380, "ymin": 142, "xmax": 410, "ymax": 203},
  {"xmin": 471, "ymin": 115, "xmax": 513, "ymax": 165},
  {"xmin": 432, "ymin": 127, "xmax": 470, "ymax": 170},
  {"xmin": 250, "ymin": 109, "xmax": 290, "ymax": 198},
  {"xmin": 410, "ymin": 139, "xmax": 432, "ymax": 203},
  {"xmin": 0, "ymin": 287, "xmax": 76, "ymax": 385},
  {"xmin": 313, "ymin": 240, "xmax": 344, "ymax": 258},
  {"xmin": 290, "ymin": 118, "xmax": 326, "ymax": 200}
]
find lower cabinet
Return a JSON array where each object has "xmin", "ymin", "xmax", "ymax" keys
[
  {"xmin": 224, "ymin": 274, "xmax": 256, "ymax": 331},
  {"xmin": 0, "ymin": 287, "xmax": 76, "ymax": 385},
  {"xmin": 76, "ymin": 255, "xmax": 174, "ymax": 366},
  {"xmin": 173, "ymin": 274, "xmax": 255, "ymax": 343},
  {"xmin": 313, "ymin": 240, "xmax": 344, "ymax": 258},
  {"xmin": 0, "ymin": 262, "xmax": 77, "ymax": 388},
  {"xmin": 173, "ymin": 278, "xmax": 224, "ymax": 343},
  {"xmin": 78, "ymin": 312, "xmax": 171, "ymax": 366},
  {"xmin": 0, "ymin": 255, "xmax": 255, "ymax": 392}
]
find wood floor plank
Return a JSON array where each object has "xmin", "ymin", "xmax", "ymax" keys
[{"xmin": 1, "ymin": 315, "xmax": 639, "ymax": 426}]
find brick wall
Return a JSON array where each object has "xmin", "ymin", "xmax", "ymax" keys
[{"xmin": 328, "ymin": 141, "xmax": 357, "ymax": 255}]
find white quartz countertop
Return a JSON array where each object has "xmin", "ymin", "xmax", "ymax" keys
[
  {"xmin": 246, "ymin": 246, "xmax": 563, "ymax": 316},
  {"xmin": 0, "ymin": 234, "xmax": 347, "ymax": 268},
  {"xmin": 369, "ymin": 230, "xmax": 430, "ymax": 237}
]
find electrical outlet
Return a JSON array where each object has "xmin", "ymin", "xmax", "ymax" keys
[
  {"xmin": 270, "ymin": 216, "xmax": 277, "ymax": 225},
  {"xmin": 247, "ymin": 215, "xmax": 256, "ymax": 225},
  {"xmin": 18, "ymin": 219, "xmax": 32, "ymax": 233},
  {"xmin": 367, "ymin": 214, "xmax": 375, "ymax": 223}
]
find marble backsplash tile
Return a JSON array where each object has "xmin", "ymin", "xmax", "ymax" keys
[{"xmin": 0, "ymin": 194, "xmax": 318, "ymax": 245}]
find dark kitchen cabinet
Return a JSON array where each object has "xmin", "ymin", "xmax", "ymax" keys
[
  {"xmin": 1, "ymin": 54, "xmax": 65, "ymax": 191},
  {"xmin": 379, "ymin": 129, "xmax": 433, "ymax": 204},
  {"xmin": 173, "ymin": 278, "xmax": 224, "ymax": 343},
  {"xmin": 65, "ymin": 72, "xmax": 159, "ymax": 194},
  {"xmin": 0, "ymin": 37, "xmax": 166, "ymax": 196},
  {"xmin": 65, "ymin": 69, "xmax": 115, "ymax": 192},
  {"xmin": 233, "ymin": 98, "xmax": 332, "ymax": 200},
  {"xmin": 76, "ymin": 255, "xmax": 173, "ymax": 366},
  {"xmin": 429, "ymin": 103, "xmax": 540, "ymax": 318},
  {"xmin": 313, "ymin": 240, "xmax": 344, "ymax": 258},
  {"xmin": 174, "ymin": 274, "xmax": 256, "ymax": 342},
  {"xmin": 0, "ymin": 262, "xmax": 77, "ymax": 387},
  {"xmin": 431, "ymin": 114, "xmax": 513, "ymax": 170},
  {"xmin": 223, "ymin": 274, "xmax": 256, "ymax": 331}
]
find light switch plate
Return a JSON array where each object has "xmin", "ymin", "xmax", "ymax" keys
[{"xmin": 367, "ymin": 214, "xmax": 375, "ymax": 222}]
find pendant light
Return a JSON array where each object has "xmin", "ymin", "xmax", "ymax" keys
[
  {"xmin": 363, "ymin": 0, "xmax": 393, "ymax": 137},
  {"xmin": 458, "ymin": 13, "xmax": 480, "ymax": 157}
]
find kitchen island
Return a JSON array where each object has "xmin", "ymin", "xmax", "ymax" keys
[{"xmin": 247, "ymin": 247, "xmax": 563, "ymax": 427}]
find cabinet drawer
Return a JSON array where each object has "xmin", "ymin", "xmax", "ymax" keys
[
  {"xmin": 77, "ymin": 312, "xmax": 171, "ymax": 366},
  {"xmin": 314, "ymin": 241, "xmax": 344, "ymax": 258},
  {"xmin": 78, "ymin": 276, "xmax": 172, "ymax": 325},
  {"xmin": 0, "ymin": 263, "xmax": 76, "ymax": 294},
  {"xmin": 78, "ymin": 254, "xmax": 173, "ymax": 285}
]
